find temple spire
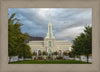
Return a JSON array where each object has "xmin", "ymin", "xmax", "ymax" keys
[
  {"xmin": 45, "ymin": 11, "xmax": 55, "ymax": 38},
  {"xmin": 49, "ymin": 12, "xmax": 51, "ymax": 22}
]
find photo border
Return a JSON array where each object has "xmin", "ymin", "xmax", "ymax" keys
[{"xmin": 0, "ymin": 0, "xmax": 100, "ymax": 72}]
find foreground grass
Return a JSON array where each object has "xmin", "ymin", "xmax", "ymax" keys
[{"xmin": 10, "ymin": 60, "xmax": 92, "ymax": 64}]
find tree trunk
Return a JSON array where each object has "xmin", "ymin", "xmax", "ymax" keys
[{"xmin": 87, "ymin": 55, "xmax": 89, "ymax": 63}]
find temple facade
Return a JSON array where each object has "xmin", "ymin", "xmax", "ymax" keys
[{"xmin": 27, "ymin": 12, "xmax": 72, "ymax": 56}]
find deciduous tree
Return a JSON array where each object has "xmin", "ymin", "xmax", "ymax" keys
[{"xmin": 8, "ymin": 13, "xmax": 32, "ymax": 62}]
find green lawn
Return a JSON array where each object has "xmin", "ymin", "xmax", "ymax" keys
[{"xmin": 9, "ymin": 60, "xmax": 92, "ymax": 64}]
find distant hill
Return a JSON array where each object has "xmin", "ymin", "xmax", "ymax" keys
[
  {"xmin": 25, "ymin": 36, "xmax": 44, "ymax": 43},
  {"xmin": 29, "ymin": 36, "xmax": 44, "ymax": 41}
]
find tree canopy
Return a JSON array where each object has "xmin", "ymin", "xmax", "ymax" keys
[
  {"xmin": 72, "ymin": 26, "xmax": 92, "ymax": 63},
  {"xmin": 8, "ymin": 13, "xmax": 32, "ymax": 58}
]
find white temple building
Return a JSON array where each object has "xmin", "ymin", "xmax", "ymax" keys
[{"xmin": 27, "ymin": 12, "xmax": 72, "ymax": 56}]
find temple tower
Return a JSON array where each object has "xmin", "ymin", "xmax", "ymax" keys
[
  {"xmin": 45, "ymin": 12, "xmax": 55, "ymax": 38},
  {"xmin": 44, "ymin": 12, "xmax": 56, "ymax": 55}
]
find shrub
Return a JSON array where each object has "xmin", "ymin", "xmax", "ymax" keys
[
  {"xmin": 63, "ymin": 51, "xmax": 68, "ymax": 56},
  {"xmin": 53, "ymin": 51, "xmax": 58, "ymax": 55},
  {"xmin": 56, "ymin": 56, "xmax": 63, "ymax": 60},
  {"xmin": 34, "ymin": 57, "xmax": 37, "ymax": 60},
  {"xmin": 48, "ymin": 56, "xmax": 51, "ymax": 59},
  {"xmin": 38, "ymin": 56, "xmax": 43, "ymax": 60},
  {"xmin": 43, "ymin": 51, "xmax": 47, "ymax": 55},
  {"xmin": 33, "ymin": 51, "xmax": 37, "ymax": 56}
]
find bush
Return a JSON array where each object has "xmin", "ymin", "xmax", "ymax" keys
[
  {"xmin": 33, "ymin": 51, "xmax": 37, "ymax": 56},
  {"xmin": 56, "ymin": 56, "xmax": 63, "ymax": 60},
  {"xmin": 38, "ymin": 56, "xmax": 43, "ymax": 60},
  {"xmin": 34, "ymin": 57, "xmax": 37, "ymax": 60},
  {"xmin": 43, "ymin": 51, "xmax": 47, "ymax": 55},
  {"xmin": 48, "ymin": 56, "xmax": 51, "ymax": 59},
  {"xmin": 53, "ymin": 51, "xmax": 58, "ymax": 55}
]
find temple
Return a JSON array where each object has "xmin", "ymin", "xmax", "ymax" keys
[{"xmin": 27, "ymin": 12, "xmax": 72, "ymax": 56}]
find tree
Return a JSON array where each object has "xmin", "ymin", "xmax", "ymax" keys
[
  {"xmin": 83, "ymin": 26, "xmax": 92, "ymax": 63},
  {"xmin": 72, "ymin": 26, "xmax": 92, "ymax": 63},
  {"xmin": 8, "ymin": 13, "xmax": 32, "ymax": 62},
  {"xmin": 16, "ymin": 43, "xmax": 32, "ymax": 58},
  {"xmin": 23, "ymin": 44, "xmax": 32, "ymax": 58},
  {"xmin": 8, "ymin": 13, "xmax": 21, "ymax": 62},
  {"xmin": 72, "ymin": 34, "xmax": 85, "ymax": 61},
  {"xmin": 68, "ymin": 49, "xmax": 76, "ymax": 60}
]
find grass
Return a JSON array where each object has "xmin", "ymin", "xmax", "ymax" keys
[{"xmin": 9, "ymin": 60, "xmax": 92, "ymax": 64}]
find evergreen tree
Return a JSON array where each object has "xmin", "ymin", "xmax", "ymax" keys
[{"xmin": 72, "ymin": 26, "xmax": 92, "ymax": 63}]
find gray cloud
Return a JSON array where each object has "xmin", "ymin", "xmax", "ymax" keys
[{"xmin": 8, "ymin": 8, "xmax": 92, "ymax": 43}]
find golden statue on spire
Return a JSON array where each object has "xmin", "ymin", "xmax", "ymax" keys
[
  {"xmin": 49, "ymin": 12, "xmax": 51, "ymax": 16},
  {"xmin": 49, "ymin": 11, "xmax": 51, "ymax": 22}
]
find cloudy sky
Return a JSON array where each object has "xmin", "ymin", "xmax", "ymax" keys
[{"xmin": 8, "ymin": 8, "xmax": 92, "ymax": 43}]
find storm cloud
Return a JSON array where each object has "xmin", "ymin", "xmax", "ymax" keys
[{"xmin": 8, "ymin": 8, "xmax": 92, "ymax": 43}]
